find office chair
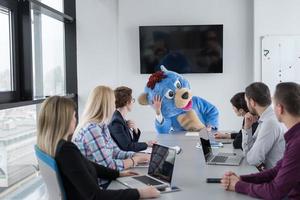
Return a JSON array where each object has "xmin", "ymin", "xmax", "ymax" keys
[{"xmin": 34, "ymin": 145, "xmax": 66, "ymax": 200}]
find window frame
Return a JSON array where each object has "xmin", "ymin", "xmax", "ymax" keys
[
  {"xmin": 0, "ymin": 0, "xmax": 20, "ymax": 103},
  {"xmin": 0, "ymin": 0, "xmax": 77, "ymax": 109}
]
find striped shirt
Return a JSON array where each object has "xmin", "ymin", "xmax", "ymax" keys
[{"xmin": 72, "ymin": 122, "xmax": 135, "ymax": 185}]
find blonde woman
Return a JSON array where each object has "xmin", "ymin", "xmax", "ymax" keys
[
  {"xmin": 37, "ymin": 96, "xmax": 159, "ymax": 199},
  {"xmin": 73, "ymin": 86, "xmax": 150, "ymax": 186}
]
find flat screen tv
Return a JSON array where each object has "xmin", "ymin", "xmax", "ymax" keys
[{"xmin": 139, "ymin": 25, "xmax": 223, "ymax": 74}]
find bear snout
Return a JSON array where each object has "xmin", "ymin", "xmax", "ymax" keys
[
  {"xmin": 175, "ymin": 89, "xmax": 192, "ymax": 109},
  {"xmin": 182, "ymin": 92, "xmax": 189, "ymax": 100}
]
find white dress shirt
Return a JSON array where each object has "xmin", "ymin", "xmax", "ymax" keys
[{"xmin": 242, "ymin": 106, "xmax": 286, "ymax": 169}]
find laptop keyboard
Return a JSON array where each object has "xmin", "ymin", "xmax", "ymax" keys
[
  {"xmin": 132, "ymin": 176, "xmax": 163, "ymax": 186},
  {"xmin": 211, "ymin": 155, "xmax": 228, "ymax": 163}
]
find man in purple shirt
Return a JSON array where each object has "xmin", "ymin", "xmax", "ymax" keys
[{"xmin": 221, "ymin": 82, "xmax": 300, "ymax": 200}]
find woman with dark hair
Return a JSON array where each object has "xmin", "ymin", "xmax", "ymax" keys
[
  {"xmin": 214, "ymin": 92, "xmax": 258, "ymax": 149},
  {"xmin": 109, "ymin": 86, "xmax": 156, "ymax": 152}
]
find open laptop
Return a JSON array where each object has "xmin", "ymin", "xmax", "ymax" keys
[
  {"xmin": 117, "ymin": 144, "xmax": 179, "ymax": 192},
  {"xmin": 199, "ymin": 129, "xmax": 243, "ymax": 166}
]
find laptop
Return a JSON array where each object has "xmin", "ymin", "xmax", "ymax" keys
[
  {"xmin": 199, "ymin": 129, "xmax": 243, "ymax": 166},
  {"xmin": 117, "ymin": 144, "xmax": 179, "ymax": 192}
]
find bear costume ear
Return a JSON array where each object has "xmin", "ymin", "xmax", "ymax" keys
[
  {"xmin": 138, "ymin": 93, "xmax": 149, "ymax": 105},
  {"xmin": 160, "ymin": 65, "xmax": 168, "ymax": 72}
]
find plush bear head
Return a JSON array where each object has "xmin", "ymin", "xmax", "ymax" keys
[{"xmin": 138, "ymin": 66, "xmax": 193, "ymax": 118}]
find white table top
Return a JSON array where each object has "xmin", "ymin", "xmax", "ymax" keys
[{"xmin": 108, "ymin": 131, "xmax": 258, "ymax": 199}]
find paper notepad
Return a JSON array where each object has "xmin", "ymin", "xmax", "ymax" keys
[
  {"xmin": 139, "ymin": 146, "xmax": 182, "ymax": 154},
  {"xmin": 139, "ymin": 147, "xmax": 152, "ymax": 154},
  {"xmin": 185, "ymin": 132, "xmax": 199, "ymax": 137}
]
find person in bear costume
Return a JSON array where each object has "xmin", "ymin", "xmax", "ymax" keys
[{"xmin": 138, "ymin": 66, "xmax": 219, "ymax": 134}]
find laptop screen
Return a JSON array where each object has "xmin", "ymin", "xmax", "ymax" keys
[
  {"xmin": 148, "ymin": 144, "xmax": 176, "ymax": 183},
  {"xmin": 200, "ymin": 138, "xmax": 213, "ymax": 161}
]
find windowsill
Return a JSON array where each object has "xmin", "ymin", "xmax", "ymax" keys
[
  {"xmin": 0, "ymin": 93, "xmax": 77, "ymax": 110},
  {"xmin": 0, "ymin": 98, "xmax": 46, "ymax": 110}
]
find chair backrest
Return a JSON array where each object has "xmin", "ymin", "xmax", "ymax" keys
[{"xmin": 34, "ymin": 145, "xmax": 66, "ymax": 200}]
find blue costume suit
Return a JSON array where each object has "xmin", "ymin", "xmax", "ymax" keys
[{"xmin": 155, "ymin": 96, "xmax": 219, "ymax": 134}]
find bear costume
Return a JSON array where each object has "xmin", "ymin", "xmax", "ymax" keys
[{"xmin": 138, "ymin": 66, "xmax": 219, "ymax": 134}]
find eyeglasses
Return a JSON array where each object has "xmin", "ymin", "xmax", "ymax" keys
[{"xmin": 131, "ymin": 98, "xmax": 135, "ymax": 103}]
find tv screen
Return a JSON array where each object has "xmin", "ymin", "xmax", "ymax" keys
[{"xmin": 139, "ymin": 25, "xmax": 223, "ymax": 74}]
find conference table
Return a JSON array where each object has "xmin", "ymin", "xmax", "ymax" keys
[{"xmin": 108, "ymin": 131, "xmax": 258, "ymax": 199}]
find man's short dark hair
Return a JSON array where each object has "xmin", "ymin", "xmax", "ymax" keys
[
  {"xmin": 274, "ymin": 82, "xmax": 300, "ymax": 117},
  {"xmin": 245, "ymin": 82, "xmax": 271, "ymax": 107},
  {"xmin": 230, "ymin": 92, "xmax": 249, "ymax": 112}
]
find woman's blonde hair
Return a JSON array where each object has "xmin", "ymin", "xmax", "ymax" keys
[
  {"xmin": 75, "ymin": 86, "xmax": 115, "ymax": 134},
  {"xmin": 37, "ymin": 96, "xmax": 76, "ymax": 157}
]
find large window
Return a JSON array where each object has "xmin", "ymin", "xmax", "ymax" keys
[
  {"xmin": 32, "ymin": 9, "xmax": 66, "ymax": 97},
  {"xmin": 0, "ymin": 7, "xmax": 13, "ymax": 92},
  {"xmin": 0, "ymin": 0, "xmax": 77, "ymax": 192},
  {"xmin": 0, "ymin": 0, "xmax": 77, "ymax": 105}
]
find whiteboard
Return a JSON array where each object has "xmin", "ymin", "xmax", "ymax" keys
[{"xmin": 261, "ymin": 35, "xmax": 300, "ymax": 94}]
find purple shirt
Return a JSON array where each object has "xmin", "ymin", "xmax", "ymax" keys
[{"xmin": 235, "ymin": 122, "xmax": 300, "ymax": 200}]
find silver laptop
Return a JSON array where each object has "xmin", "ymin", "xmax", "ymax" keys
[
  {"xmin": 117, "ymin": 144, "xmax": 178, "ymax": 191},
  {"xmin": 199, "ymin": 129, "xmax": 243, "ymax": 166}
]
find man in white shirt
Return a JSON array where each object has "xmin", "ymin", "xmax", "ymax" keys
[{"xmin": 242, "ymin": 82, "xmax": 286, "ymax": 169}]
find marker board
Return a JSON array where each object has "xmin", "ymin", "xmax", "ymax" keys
[{"xmin": 261, "ymin": 35, "xmax": 300, "ymax": 94}]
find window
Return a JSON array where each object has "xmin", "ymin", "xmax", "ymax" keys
[
  {"xmin": 0, "ymin": 6, "xmax": 13, "ymax": 92},
  {"xmin": 0, "ymin": 105, "xmax": 38, "ymax": 187},
  {"xmin": 0, "ymin": 0, "xmax": 77, "ymax": 105},
  {"xmin": 0, "ymin": 0, "xmax": 77, "ymax": 192},
  {"xmin": 32, "ymin": 10, "xmax": 66, "ymax": 97},
  {"xmin": 39, "ymin": 0, "xmax": 63, "ymax": 13}
]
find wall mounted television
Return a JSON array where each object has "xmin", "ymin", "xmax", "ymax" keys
[{"xmin": 139, "ymin": 24, "xmax": 223, "ymax": 74}]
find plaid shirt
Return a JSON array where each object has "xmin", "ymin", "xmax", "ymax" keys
[{"xmin": 73, "ymin": 122, "xmax": 135, "ymax": 171}]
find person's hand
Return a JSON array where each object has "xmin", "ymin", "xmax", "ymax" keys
[
  {"xmin": 221, "ymin": 171, "xmax": 240, "ymax": 191},
  {"xmin": 227, "ymin": 171, "xmax": 239, "ymax": 179},
  {"xmin": 221, "ymin": 173, "xmax": 230, "ymax": 190},
  {"xmin": 147, "ymin": 140, "xmax": 157, "ymax": 147},
  {"xmin": 127, "ymin": 120, "xmax": 138, "ymax": 133},
  {"xmin": 152, "ymin": 95, "xmax": 162, "ymax": 115},
  {"xmin": 214, "ymin": 132, "xmax": 231, "ymax": 139},
  {"xmin": 243, "ymin": 112, "xmax": 257, "ymax": 129},
  {"xmin": 227, "ymin": 174, "xmax": 240, "ymax": 191},
  {"xmin": 138, "ymin": 186, "xmax": 160, "ymax": 199},
  {"xmin": 119, "ymin": 170, "xmax": 139, "ymax": 177},
  {"xmin": 133, "ymin": 154, "xmax": 151, "ymax": 164}
]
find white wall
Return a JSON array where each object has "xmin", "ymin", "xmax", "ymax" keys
[
  {"xmin": 117, "ymin": 0, "xmax": 254, "ymax": 131},
  {"xmin": 253, "ymin": 0, "xmax": 300, "ymax": 81},
  {"xmin": 76, "ymin": 0, "xmax": 119, "ymax": 115},
  {"xmin": 76, "ymin": 0, "xmax": 254, "ymax": 131}
]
